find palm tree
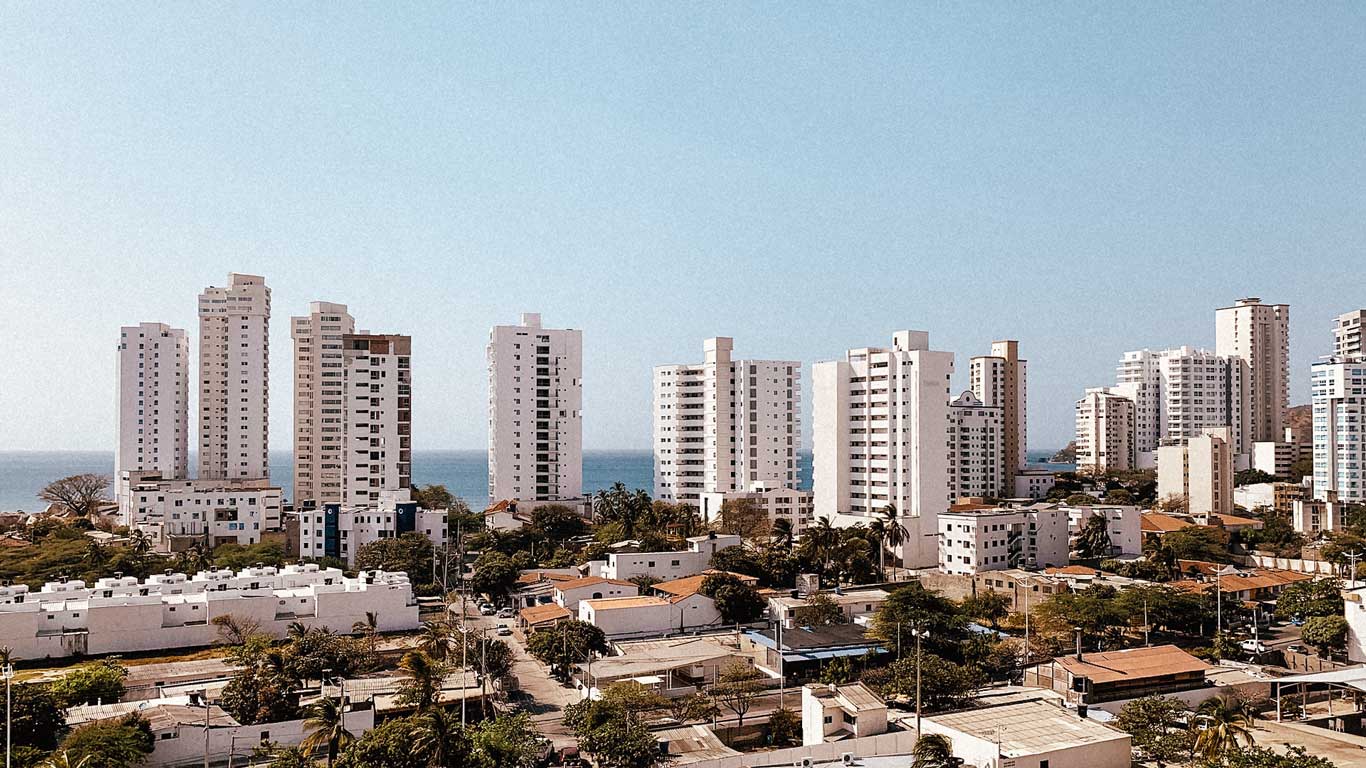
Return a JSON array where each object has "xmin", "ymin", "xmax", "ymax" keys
[
  {"xmin": 287, "ymin": 621, "xmax": 311, "ymax": 643},
  {"xmin": 911, "ymin": 733, "xmax": 955, "ymax": 768},
  {"xmin": 40, "ymin": 751, "xmax": 93, "ymax": 768},
  {"xmin": 771, "ymin": 518, "xmax": 794, "ymax": 549},
  {"xmin": 418, "ymin": 620, "xmax": 454, "ymax": 661},
  {"xmin": 128, "ymin": 528, "xmax": 152, "ymax": 556},
  {"xmin": 803, "ymin": 516, "xmax": 839, "ymax": 580},
  {"xmin": 398, "ymin": 649, "xmax": 446, "ymax": 711},
  {"xmin": 352, "ymin": 611, "xmax": 379, "ymax": 655},
  {"xmin": 0, "ymin": 645, "xmax": 16, "ymax": 668},
  {"xmin": 300, "ymin": 695, "xmax": 354, "ymax": 767},
  {"xmin": 877, "ymin": 504, "xmax": 908, "ymax": 576},
  {"xmin": 1193, "ymin": 694, "xmax": 1255, "ymax": 759},
  {"xmin": 409, "ymin": 706, "xmax": 468, "ymax": 768},
  {"xmin": 83, "ymin": 540, "xmax": 107, "ymax": 569}
]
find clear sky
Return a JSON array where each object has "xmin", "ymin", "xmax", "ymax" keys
[{"xmin": 1, "ymin": 4, "xmax": 1363, "ymax": 452}]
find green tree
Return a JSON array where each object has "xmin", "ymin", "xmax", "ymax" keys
[
  {"xmin": 410, "ymin": 708, "xmax": 475, "ymax": 768},
  {"xmin": 355, "ymin": 532, "xmax": 434, "ymax": 584},
  {"xmin": 52, "ymin": 660, "xmax": 128, "ymax": 706},
  {"xmin": 592, "ymin": 483, "xmax": 653, "ymax": 540},
  {"xmin": 1275, "ymin": 579, "xmax": 1344, "ymax": 620},
  {"xmin": 463, "ymin": 635, "xmax": 515, "ymax": 681},
  {"xmin": 1235, "ymin": 469, "xmax": 1278, "ymax": 486},
  {"xmin": 1209, "ymin": 745, "xmax": 1336, "ymax": 768},
  {"xmin": 1193, "ymin": 694, "xmax": 1255, "ymax": 760},
  {"xmin": 250, "ymin": 743, "xmax": 315, "ymax": 768},
  {"xmin": 1301, "ymin": 615, "xmax": 1349, "ymax": 657},
  {"xmin": 397, "ymin": 650, "xmax": 448, "ymax": 711},
  {"xmin": 526, "ymin": 619, "xmax": 608, "ymax": 680},
  {"xmin": 1074, "ymin": 513, "xmax": 1113, "ymax": 559},
  {"xmin": 470, "ymin": 551, "xmax": 519, "ymax": 600},
  {"xmin": 911, "ymin": 733, "xmax": 959, "ymax": 768},
  {"xmin": 869, "ymin": 582, "xmax": 966, "ymax": 653},
  {"xmin": 819, "ymin": 656, "xmax": 855, "ymax": 685},
  {"xmin": 3, "ymin": 683, "xmax": 67, "ymax": 754},
  {"xmin": 55, "ymin": 714, "xmax": 154, "ymax": 768},
  {"xmin": 530, "ymin": 504, "xmax": 588, "ymax": 542},
  {"xmin": 708, "ymin": 546, "xmax": 765, "ymax": 580},
  {"xmin": 862, "ymin": 653, "xmax": 983, "ymax": 713},
  {"xmin": 1115, "ymin": 695, "xmax": 1195, "ymax": 766},
  {"xmin": 870, "ymin": 505, "xmax": 908, "ymax": 577},
  {"xmin": 212, "ymin": 541, "xmax": 288, "ymax": 570},
  {"xmin": 563, "ymin": 699, "xmax": 662, "ymax": 768},
  {"xmin": 220, "ymin": 663, "xmax": 301, "ymax": 725},
  {"xmin": 335, "ymin": 717, "xmax": 430, "ymax": 768},
  {"xmin": 300, "ymin": 695, "xmax": 354, "ymax": 767},
  {"xmin": 700, "ymin": 573, "xmax": 765, "ymax": 625},
  {"xmin": 710, "ymin": 661, "xmax": 766, "ymax": 730},
  {"xmin": 39, "ymin": 474, "xmax": 111, "ymax": 518},
  {"xmin": 1064, "ymin": 493, "xmax": 1096, "ymax": 506},
  {"xmin": 600, "ymin": 681, "xmax": 670, "ymax": 721},
  {"xmin": 959, "ymin": 592, "xmax": 1010, "ymax": 629},
  {"xmin": 471, "ymin": 713, "xmax": 544, "ymax": 768},
  {"xmin": 766, "ymin": 708, "xmax": 800, "ymax": 747},
  {"xmin": 668, "ymin": 693, "xmax": 718, "ymax": 726},
  {"xmin": 718, "ymin": 497, "xmax": 769, "ymax": 538},
  {"xmin": 1163, "ymin": 526, "xmax": 1231, "ymax": 562},
  {"xmin": 793, "ymin": 592, "xmax": 847, "ymax": 627},
  {"xmin": 411, "ymin": 484, "xmax": 456, "ymax": 510}
]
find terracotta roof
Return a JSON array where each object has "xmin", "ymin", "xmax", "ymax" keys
[
  {"xmin": 1141, "ymin": 512, "xmax": 1194, "ymax": 533},
  {"xmin": 582, "ymin": 595, "xmax": 670, "ymax": 611},
  {"xmin": 1051, "ymin": 644, "xmax": 1209, "ymax": 685},
  {"xmin": 1210, "ymin": 513, "xmax": 1263, "ymax": 529},
  {"xmin": 554, "ymin": 575, "xmax": 635, "ymax": 592},
  {"xmin": 517, "ymin": 571, "xmax": 578, "ymax": 585},
  {"xmin": 1044, "ymin": 565, "xmax": 1099, "ymax": 576},
  {"xmin": 519, "ymin": 603, "xmax": 572, "ymax": 625},
  {"xmin": 653, "ymin": 570, "xmax": 757, "ymax": 598},
  {"xmin": 1170, "ymin": 561, "xmax": 1312, "ymax": 594}
]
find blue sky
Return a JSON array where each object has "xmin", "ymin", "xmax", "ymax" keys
[{"xmin": 1, "ymin": 4, "xmax": 1363, "ymax": 452}]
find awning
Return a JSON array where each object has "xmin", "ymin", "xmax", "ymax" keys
[{"xmin": 1275, "ymin": 667, "xmax": 1366, "ymax": 692}]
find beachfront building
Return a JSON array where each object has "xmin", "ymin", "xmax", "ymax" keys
[
  {"xmin": 1216, "ymin": 297, "xmax": 1290, "ymax": 446},
  {"xmin": 1114, "ymin": 346, "xmax": 1246, "ymax": 464},
  {"xmin": 0, "ymin": 563, "xmax": 418, "ymax": 659},
  {"xmin": 585, "ymin": 533, "xmax": 743, "ymax": 583},
  {"xmin": 812, "ymin": 331, "xmax": 954, "ymax": 568},
  {"xmin": 291, "ymin": 301, "xmax": 355, "ymax": 505},
  {"xmin": 119, "ymin": 470, "xmax": 283, "ymax": 548},
  {"xmin": 653, "ymin": 337, "xmax": 800, "ymax": 506},
  {"xmin": 696, "ymin": 487, "xmax": 815, "ymax": 535},
  {"xmin": 116, "ymin": 323, "xmax": 189, "ymax": 508},
  {"xmin": 947, "ymin": 390, "xmax": 1003, "ymax": 500},
  {"xmin": 1312, "ymin": 355, "xmax": 1366, "ymax": 503},
  {"xmin": 1075, "ymin": 388, "xmax": 1135, "ymax": 473},
  {"xmin": 1336, "ymin": 310, "xmax": 1366, "ymax": 359},
  {"xmin": 969, "ymin": 340, "xmax": 1027, "ymax": 494},
  {"xmin": 198, "ymin": 273, "xmax": 271, "ymax": 482},
  {"xmin": 487, "ymin": 313, "xmax": 582, "ymax": 502}
]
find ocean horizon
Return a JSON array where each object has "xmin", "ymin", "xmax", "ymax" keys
[{"xmin": 0, "ymin": 449, "xmax": 1073, "ymax": 513}]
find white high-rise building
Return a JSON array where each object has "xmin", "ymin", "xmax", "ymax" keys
[
  {"xmin": 969, "ymin": 340, "xmax": 1026, "ymax": 494},
  {"xmin": 1156, "ymin": 427, "xmax": 1234, "ymax": 520},
  {"xmin": 1075, "ymin": 388, "xmax": 1135, "ymax": 473},
  {"xmin": 1114, "ymin": 347, "xmax": 1246, "ymax": 463},
  {"xmin": 812, "ymin": 331, "xmax": 953, "ymax": 568},
  {"xmin": 488, "ymin": 313, "xmax": 582, "ymax": 502},
  {"xmin": 1336, "ymin": 310, "xmax": 1366, "ymax": 359},
  {"xmin": 1216, "ymin": 298, "xmax": 1290, "ymax": 445},
  {"xmin": 947, "ymin": 391, "xmax": 1002, "ymax": 500},
  {"xmin": 653, "ymin": 337, "xmax": 799, "ymax": 509},
  {"xmin": 342, "ymin": 334, "xmax": 413, "ymax": 505},
  {"xmin": 116, "ymin": 323, "xmax": 189, "ymax": 507},
  {"xmin": 1312, "ymin": 356, "xmax": 1366, "ymax": 503},
  {"xmin": 292, "ymin": 302, "xmax": 356, "ymax": 505},
  {"xmin": 198, "ymin": 273, "xmax": 271, "ymax": 481}
]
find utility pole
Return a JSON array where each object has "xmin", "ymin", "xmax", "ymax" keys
[
  {"xmin": 203, "ymin": 689, "xmax": 210, "ymax": 768},
  {"xmin": 777, "ymin": 619, "xmax": 785, "ymax": 711},
  {"xmin": 461, "ymin": 623, "xmax": 469, "ymax": 726},
  {"xmin": 1347, "ymin": 550, "xmax": 1362, "ymax": 590},
  {"xmin": 4, "ymin": 663, "xmax": 13, "ymax": 768},
  {"xmin": 1143, "ymin": 596, "xmax": 1150, "ymax": 647},
  {"xmin": 1023, "ymin": 576, "xmax": 1031, "ymax": 667},
  {"xmin": 914, "ymin": 625, "xmax": 924, "ymax": 736}
]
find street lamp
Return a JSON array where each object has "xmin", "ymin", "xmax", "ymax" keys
[
  {"xmin": 911, "ymin": 626, "xmax": 930, "ymax": 736},
  {"xmin": 3, "ymin": 663, "xmax": 13, "ymax": 768}
]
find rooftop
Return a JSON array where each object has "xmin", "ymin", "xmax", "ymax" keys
[
  {"xmin": 1048, "ymin": 644, "xmax": 1209, "ymax": 685},
  {"xmin": 583, "ymin": 595, "xmax": 670, "ymax": 611},
  {"xmin": 927, "ymin": 697, "xmax": 1128, "ymax": 757},
  {"xmin": 806, "ymin": 682, "xmax": 885, "ymax": 713},
  {"xmin": 555, "ymin": 575, "xmax": 635, "ymax": 592},
  {"xmin": 519, "ymin": 603, "xmax": 572, "ymax": 625},
  {"xmin": 653, "ymin": 571, "xmax": 758, "ymax": 598},
  {"xmin": 753, "ymin": 623, "xmax": 880, "ymax": 651}
]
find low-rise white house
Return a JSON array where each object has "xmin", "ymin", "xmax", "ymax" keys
[
  {"xmin": 0, "ymin": 564, "xmax": 418, "ymax": 660},
  {"xmin": 1062, "ymin": 503, "xmax": 1142, "ymax": 557},
  {"xmin": 553, "ymin": 576, "xmax": 638, "ymax": 612},
  {"xmin": 1345, "ymin": 585, "xmax": 1366, "ymax": 664},
  {"xmin": 801, "ymin": 682, "xmax": 888, "ymax": 745},
  {"xmin": 768, "ymin": 589, "xmax": 889, "ymax": 628},
  {"xmin": 297, "ymin": 488, "xmax": 447, "ymax": 566},
  {"xmin": 120, "ymin": 470, "xmax": 283, "ymax": 549},
  {"xmin": 697, "ymin": 489, "xmax": 814, "ymax": 536},
  {"xmin": 587, "ymin": 533, "xmax": 743, "ymax": 582},
  {"xmin": 1293, "ymin": 495, "xmax": 1344, "ymax": 536},
  {"xmin": 938, "ymin": 506, "xmax": 1070, "ymax": 575},
  {"xmin": 920, "ymin": 696, "xmax": 1131, "ymax": 768},
  {"xmin": 1013, "ymin": 469, "xmax": 1058, "ymax": 500},
  {"xmin": 578, "ymin": 592, "xmax": 722, "ymax": 639}
]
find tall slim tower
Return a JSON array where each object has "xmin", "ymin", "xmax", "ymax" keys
[
  {"xmin": 969, "ymin": 340, "xmax": 1026, "ymax": 494},
  {"xmin": 1312, "ymin": 356, "xmax": 1366, "ymax": 503},
  {"xmin": 487, "ymin": 313, "xmax": 582, "ymax": 502},
  {"xmin": 653, "ymin": 337, "xmax": 800, "ymax": 505},
  {"xmin": 343, "ymin": 334, "xmax": 413, "ymax": 505},
  {"xmin": 198, "ymin": 273, "xmax": 271, "ymax": 481},
  {"xmin": 115, "ymin": 323, "xmax": 189, "ymax": 505},
  {"xmin": 1215, "ymin": 298, "xmax": 1289, "ymax": 446},
  {"xmin": 1335, "ymin": 310, "xmax": 1365, "ymax": 358},
  {"xmin": 812, "ymin": 331, "xmax": 953, "ymax": 568},
  {"xmin": 292, "ymin": 302, "xmax": 356, "ymax": 505}
]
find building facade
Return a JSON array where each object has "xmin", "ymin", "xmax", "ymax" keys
[
  {"xmin": 291, "ymin": 302, "xmax": 356, "ymax": 505},
  {"xmin": 1312, "ymin": 356, "xmax": 1366, "ymax": 503},
  {"xmin": 198, "ymin": 273, "xmax": 271, "ymax": 481},
  {"xmin": 116, "ymin": 323, "xmax": 189, "ymax": 508},
  {"xmin": 812, "ymin": 331, "xmax": 953, "ymax": 568},
  {"xmin": 947, "ymin": 391, "xmax": 1003, "ymax": 501},
  {"xmin": 342, "ymin": 334, "xmax": 412, "ymax": 505},
  {"xmin": 0, "ymin": 564, "xmax": 417, "ymax": 659},
  {"xmin": 297, "ymin": 489, "xmax": 447, "ymax": 567},
  {"xmin": 1335, "ymin": 309, "xmax": 1365, "ymax": 359},
  {"xmin": 653, "ymin": 337, "xmax": 800, "ymax": 505},
  {"xmin": 1114, "ymin": 347, "xmax": 1246, "ymax": 463},
  {"xmin": 1216, "ymin": 297, "xmax": 1290, "ymax": 446},
  {"xmin": 119, "ymin": 470, "xmax": 283, "ymax": 548},
  {"xmin": 696, "ymin": 487, "xmax": 815, "ymax": 535},
  {"xmin": 1156, "ymin": 427, "xmax": 1234, "ymax": 520},
  {"xmin": 1075, "ymin": 388, "xmax": 1135, "ymax": 473},
  {"xmin": 487, "ymin": 313, "xmax": 582, "ymax": 502},
  {"xmin": 970, "ymin": 340, "xmax": 1026, "ymax": 494},
  {"xmin": 937, "ymin": 506, "xmax": 1070, "ymax": 575}
]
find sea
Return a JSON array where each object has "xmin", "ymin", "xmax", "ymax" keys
[{"xmin": 0, "ymin": 449, "xmax": 1073, "ymax": 513}]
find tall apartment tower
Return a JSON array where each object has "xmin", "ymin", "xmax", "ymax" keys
[
  {"xmin": 115, "ymin": 323, "xmax": 189, "ymax": 505},
  {"xmin": 969, "ymin": 340, "xmax": 1026, "ymax": 493},
  {"xmin": 1074, "ymin": 388, "xmax": 1136, "ymax": 473},
  {"xmin": 1216, "ymin": 298, "xmax": 1289, "ymax": 445},
  {"xmin": 1335, "ymin": 310, "xmax": 1365, "ymax": 358},
  {"xmin": 947, "ymin": 391, "xmax": 1002, "ymax": 500},
  {"xmin": 198, "ymin": 273, "xmax": 271, "ymax": 481},
  {"xmin": 812, "ymin": 331, "xmax": 953, "ymax": 569},
  {"xmin": 653, "ymin": 337, "xmax": 800, "ymax": 505},
  {"xmin": 1312, "ymin": 356, "xmax": 1366, "ymax": 503},
  {"xmin": 292, "ymin": 302, "xmax": 356, "ymax": 505},
  {"xmin": 1114, "ymin": 347, "xmax": 1246, "ymax": 463},
  {"xmin": 488, "ymin": 313, "xmax": 583, "ymax": 502},
  {"xmin": 343, "ymin": 334, "xmax": 413, "ymax": 505}
]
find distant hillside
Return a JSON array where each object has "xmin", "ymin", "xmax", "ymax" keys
[
  {"xmin": 1050, "ymin": 441, "xmax": 1077, "ymax": 463},
  {"xmin": 1288, "ymin": 404, "xmax": 1311, "ymax": 432}
]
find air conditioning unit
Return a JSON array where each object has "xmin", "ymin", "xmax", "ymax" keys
[
  {"xmin": 841, "ymin": 753, "xmax": 856, "ymax": 766},
  {"xmin": 795, "ymin": 758, "xmax": 814, "ymax": 768}
]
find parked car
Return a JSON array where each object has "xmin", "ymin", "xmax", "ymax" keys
[
  {"xmin": 479, "ymin": 603, "xmax": 496, "ymax": 616},
  {"xmin": 1240, "ymin": 639, "xmax": 1268, "ymax": 654},
  {"xmin": 497, "ymin": 625, "xmax": 513, "ymax": 637},
  {"xmin": 1290, "ymin": 615, "xmax": 1305, "ymax": 626},
  {"xmin": 498, "ymin": 607, "xmax": 515, "ymax": 618},
  {"xmin": 1286, "ymin": 643, "xmax": 1307, "ymax": 655}
]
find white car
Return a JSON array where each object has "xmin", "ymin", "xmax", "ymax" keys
[{"xmin": 1239, "ymin": 639, "xmax": 1268, "ymax": 654}]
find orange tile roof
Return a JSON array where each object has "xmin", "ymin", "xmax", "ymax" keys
[
  {"xmin": 1172, "ymin": 561, "xmax": 1314, "ymax": 593},
  {"xmin": 519, "ymin": 604, "xmax": 572, "ymax": 625},
  {"xmin": 554, "ymin": 575, "xmax": 636, "ymax": 592},
  {"xmin": 1210, "ymin": 513, "xmax": 1263, "ymax": 529},
  {"xmin": 1044, "ymin": 565, "xmax": 1099, "ymax": 576},
  {"xmin": 1141, "ymin": 512, "xmax": 1193, "ymax": 533},
  {"xmin": 1052, "ymin": 644, "xmax": 1209, "ymax": 685},
  {"xmin": 653, "ymin": 571, "xmax": 757, "ymax": 598},
  {"xmin": 583, "ymin": 596, "xmax": 670, "ymax": 611},
  {"xmin": 517, "ymin": 571, "xmax": 578, "ymax": 585}
]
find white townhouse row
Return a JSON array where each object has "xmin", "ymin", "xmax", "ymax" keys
[
  {"xmin": 0, "ymin": 563, "xmax": 418, "ymax": 660},
  {"xmin": 938, "ymin": 502, "xmax": 1143, "ymax": 575}
]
